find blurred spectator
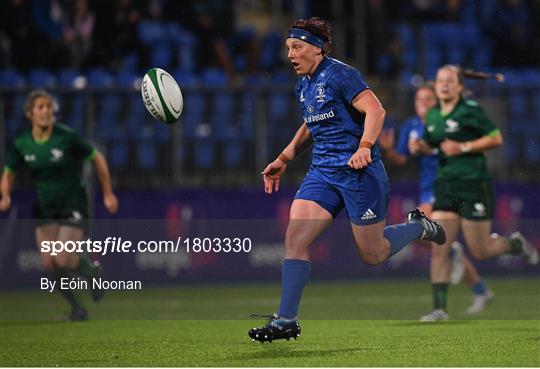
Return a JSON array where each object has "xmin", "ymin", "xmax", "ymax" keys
[
  {"xmin": 164, "ymin": 0, "xmax": 237, "ymax": 79},
  {"xmin": 0, "ymin": 0, "xmax": 39, "ymax": 70},
  {"xmin": 90, "ymin": 0, "xmax": 147, "ymax": 70},
  {"xmin": 31, "ymin": 0, "xmax": 71, "ymax": 69},
  {"xmin": 492, "ymin": 0, "xmax": 534, "ymax": 67},
  {"xmin": 64, "ymin": 0, "xmax": 95, "ymax": 68},
  {"xmin": 376, "ymin": 35, "xmax": 403, "ymax": 81}
]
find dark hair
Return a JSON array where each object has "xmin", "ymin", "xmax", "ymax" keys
[{"xmin": 291, "ymin": 17, "xmax": 333, "ymax": 55}]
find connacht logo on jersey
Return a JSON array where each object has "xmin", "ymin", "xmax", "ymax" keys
[
  {"xmin": 315, "ymin": 85, "xmax": 326, "ymax": 102},
  {"xmin": 24, "ymin": 154, "xmax": 36, "ymax": 162},
  {"xmin": 445, "ymin": 119, "xmax": 460, "ymax": 133},
  {"xmin": 50, "ymin": 148, "xmax": 64, "ymax": 162},
  {"xmin": 427, "ymin": 125, "xmax": 435, "ymax": 132}
]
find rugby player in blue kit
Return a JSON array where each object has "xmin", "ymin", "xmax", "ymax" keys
[{"xmin": 248, "ymin": 17, "xmax": 446, "ymax": 343}]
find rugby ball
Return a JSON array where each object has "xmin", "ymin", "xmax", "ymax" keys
[{"xmin": 141, "ymin": 68, "xmax": 183, "ymax": 124}]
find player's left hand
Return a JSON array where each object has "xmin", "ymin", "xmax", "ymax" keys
[
  {"xmin": 348, "ymin": 147, "xmax": 372, "ymax": 169},
  {"xmin": 441, "ymin": 139, "xmax": 462, "ymax": 156},
  {"xmin": 104, "ymin": 193, "xmax": 119, "ymax": 214}
]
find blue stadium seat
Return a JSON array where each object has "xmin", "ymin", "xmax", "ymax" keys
[
  {"xmin": 446, "ymin": 46, "xmax": 464, "ymax": 64},
  {"xmin": 201, "ymin": 68, "xmax": 232, "ymax": 139},
  {"xmin": 508, "ymin": 94, "xmax": 527, "ymax": 119},
  {"xmin": 523, "ymin": 135, "xmax": 540, "ymax": 162},
  {"xmin": 138, "ymin": 21, "xmax": 166, "ymax": 45},
  {"xmin": 120, "ymin": 53, "xmax": 139, "ymax": 72},
  {"xmin": 27, "ymin": 69, "xmax": 56, "ymax": 87},
  {"xmin": 472, "ymin": 43, "xmax": 492, "ymax": 70},
  {"xmin": 425, "ymin": 50, "xmax": 441, "ymax": 80},
  {"xmin": 223, "ymin": 139, "xmax": 243, "ymax": 168},
  {"xmin": 260, "ymin": 32, "xmax": 282, "ymax": 70},
  {"xmin": 137, "ymin": 139, "xmax": 158, "ymax": 170},
  {"xmin": 201, "ymin": 68, "xmax": 229, "ymax": 86},
  {"xmin": 503, "ymin": 132, "xmax": 519, "ymax": 162},
  {"xmin": 116, "ymin": 70, "xmax": 139, "ymax": 88},
  {"xmin": 108, "ymin": 139, "xmax": 129, "ymax": 169},
  {"xmin": 86, "ymin": 69, "xmax": 114, "ymax": 87},
  {"xmin": 172, "ymin": 69, "xmax": 199, "ymax": 87},
  {"xmin": 193, "ymin": 137, "xmax": 214, "ymax": 170},
  {"xmin": 173, "ymin": 69, "xmax": 202, "ymax": 139},
  {"xmin": 179, "ymin": 96, "xmax": 204, "ymax": 139},
  {"xmin": 174, "ymin": 31, "xmax": 197, "ymax": 72},
  {"xmin": 238, "ymin": 92, "xmax": 255, "ymax": 139},
  {"xmin": 165, "ymin": 22, "xmax": 184, "ymax": 42},
  {"xmin": 152, "ymin": 120, "xmax": 171, "ymax": 142},
  {"xmin": 57, "ymin": 69, "xmax": 80, "ymax": 87},
  {"xmin": 150, "ymin": 44, "xmax": 173, "ymax": 69},
  {"xmin": 0, "ymin": 69, "xmax": 25, "ymax": 87},
  {"xmin": 4, "ymin": 93, "xmax": 25, "ymax": 138}
]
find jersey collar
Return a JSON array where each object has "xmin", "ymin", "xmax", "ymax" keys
[{"xmin": 308, "ymin": 56, "xmax": 330, "ymax": 80}]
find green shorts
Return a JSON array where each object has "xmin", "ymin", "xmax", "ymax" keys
[
  {"xmin": 433, "ymin": 179, "xmax": 494, "ymax": 220},
  {"xmin": 33, "ymin": 193, "xmax": 89, "ymax": 230}
]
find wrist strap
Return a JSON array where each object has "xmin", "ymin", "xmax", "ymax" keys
[
  {"xmin": 360, "ymin": 141, "xmax": 373, "ymax": 149},
  {"xmin": 459, "ymin": 142, "xmax": 472, "ymax": 153},
  {"xmin": 278, "ymin": 152, "xmax": 291, "ymax": 164}
]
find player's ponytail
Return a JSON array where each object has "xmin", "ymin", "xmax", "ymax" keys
[
  {"xmin": 462, "ymin": 68, "xmax": 505, "ymax": 82},
  {"xmin": 439, "ymin": 64, "xmax": 505, "ymax": 84}
]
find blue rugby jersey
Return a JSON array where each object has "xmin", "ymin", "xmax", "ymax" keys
[
  {"xmin": 295, "ymin": 57, "xmax": 379, "ymax": 168},
  {"xmin": 395, "ymin": 116, "xmax": 438, "ymax": 192}
]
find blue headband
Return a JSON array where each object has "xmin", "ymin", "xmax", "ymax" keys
[{"xmin": 287, "ymin": 28, "xmax": 325, "ymax": 49}]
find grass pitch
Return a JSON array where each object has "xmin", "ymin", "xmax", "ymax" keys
[{"xmin": 1, "ymin": 279, "xmax": 539, "ymax": 366}]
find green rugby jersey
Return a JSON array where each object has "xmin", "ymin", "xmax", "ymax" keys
[
  {"xmin": 5, "ymin": 123, "xmax": 96, "ymax": 205},
  {"xmin": 423, "ymin": 98, "xmax": 499, "ymax": 180}
]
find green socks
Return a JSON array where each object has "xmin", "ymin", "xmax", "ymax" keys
[
  {"xmin": 76, "ymin": 255, "xmax": 98, "ymax": 279},
  {"xmin": 51, "ymin": 270, "xmax": 83, "ymax": 310},
  {"xmin": 432, "ymin": 283, "xmax": 449, "ymax": 310}
]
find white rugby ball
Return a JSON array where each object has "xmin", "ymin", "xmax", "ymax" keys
[{"xmin": 141, "ymin": 68, "xmax": 183, "ymax": 124}]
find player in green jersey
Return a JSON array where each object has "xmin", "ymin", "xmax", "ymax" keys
[
  {"xmin": 409, "ymin": 65, "xmax": 538, "ymax": 321},
  {"xmin": 380, "ymin": 83, "xmax": 495, "ymax": 314},
  {"xmin": 0, "ymin": 89, "xmax": 118, "ymax": 321}
]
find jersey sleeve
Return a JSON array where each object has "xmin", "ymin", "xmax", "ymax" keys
[
  {"xmin": 5, "ymin": 142, "xmax": 24, "ymax": 173},
  {"xmin": 331, "ymin": 68, "xmax": 369, "ymax": 104},
  {"xmin": 395, "ymin": 121, "xmax": 411, "ymax": 156},
  {"xmin": 70, "ymin": 131, "xmax": 96, "ymax": 160},
  {"xmin": 470, "ymin": 106, "xmax": 498, "ymax": 136}
]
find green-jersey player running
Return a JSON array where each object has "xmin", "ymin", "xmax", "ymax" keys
[
  {"xmin": 0, "ymin": 89, "xmax": 118, "ymax": 321},
  {"xmin": 410, "ymin": 65, "xmax": 538, "ymax": 321}
]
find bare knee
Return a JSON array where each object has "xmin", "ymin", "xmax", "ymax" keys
[
  {"xmin": 284, "ymin": 230, "xmax": 309, "ymax": 260},
  {"xmin": 360, "ymin": 249, "xmax": 387, "ymax": 266},
  {"xmin": 53, "ymin": 253, "xmax": 75, "ymax": 269},
  {"xmin": 42, "ymin": 256, "xmax": 55, "ymax": 272},
  {"xmin": 468, "ymin": 248, "xmax": 490, "ymax": 260}
]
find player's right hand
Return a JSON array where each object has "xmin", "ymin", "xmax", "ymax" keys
[
  {"xmin": 408, "ymin": 138, "xmax": 421, "ymax": 155},
  {"xmin": 0, "ymin": 196, "xmax": 11, "ymax": 212},
  {"xmin": 261, "ymin": 159, "xmax": 287, "ymax": 194},
  {"xmin": 378, "ymin": 128, "xmax": 395, "ymax": 150}
]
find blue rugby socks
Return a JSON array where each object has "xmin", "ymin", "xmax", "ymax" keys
[
  {"xmin": 472, "ymin": 280, "xmax": 487, "ymax": 295},
  {"xmin": 384, "ymin": 222, "xmax": 424, "ymax": 257},
  {"xmin": 277, "ymin": 259, "xmax": 311, "ymax": 319}
]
